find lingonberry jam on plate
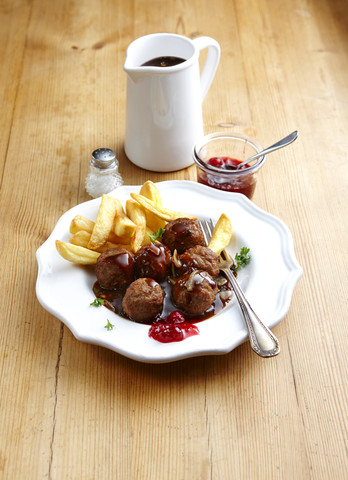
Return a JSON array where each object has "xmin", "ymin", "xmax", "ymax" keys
[{"xmin": 148, "ymin": 311, "xmax": 199, "ymax": 343}]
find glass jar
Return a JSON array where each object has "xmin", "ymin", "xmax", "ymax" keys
[{"xmin": 193, "ymin": 132, "xmax": 265, "ymax": 199}]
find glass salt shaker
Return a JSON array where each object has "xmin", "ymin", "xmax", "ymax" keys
[{"xmin": 85, "ymin": 148, "xmax": 123, "ymax": 198}]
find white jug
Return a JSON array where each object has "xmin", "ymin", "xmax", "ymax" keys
[{"xmin": 124, "ymin": 33, "xmax": 220, "ymax": 172}]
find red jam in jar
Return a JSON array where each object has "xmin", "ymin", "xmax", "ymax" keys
[
  {"xmin": 207, "ymin": 157, "xmax": 249, "ymax": 170},
  {"xmin": 197, "ymin": 156, "xmax": 257, "ymax": 198}
]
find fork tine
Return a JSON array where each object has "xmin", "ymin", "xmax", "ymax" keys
[
  {"xmin": 202, "ymin": 219, "xmax": 215, "ymax": 246},
  {"xmin": 208, "ymin": 219, "xmax": 216, "ymax": 245},
  {"xmin": 199, "ymin": 219, "xmax": 210, "ymax": 245},
  {"xmin": 205, "ymin": 219, "xmax": 214, "ymax": 242}
]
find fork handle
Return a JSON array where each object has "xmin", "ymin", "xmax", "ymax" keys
[{"xmin": 226, "ymin": 270, "xmax": 280, "ymax": 357}]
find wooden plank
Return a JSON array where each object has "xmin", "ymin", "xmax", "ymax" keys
[{"xmin": 0, "ymin": 1, "xmax": 32, "ymax": 178}]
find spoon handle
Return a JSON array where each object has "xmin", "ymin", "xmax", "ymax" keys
[{"xmin": 237, "ymin": 130, "xmax": 298, "ymax": 169}]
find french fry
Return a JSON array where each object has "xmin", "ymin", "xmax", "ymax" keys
[
  {"xmin": 108, "ymin": 230, "xmax": 132, "ymax": 245},
  {"xmin": 126, "ymin": 200, "xmax": 147, "ymax": 227},
  {"xmin": 56, "ymin": 240, "xmax": 100, "ymax": 265},
  {"xmin": 69, "ymin": 217, "xmax": 129, "ymax": 245},
  {"xmin": 126, "ymin": 200, "xmax": 147, "ymax": 252},
  {"xmin": 139, "ymin": 181, "xmax": 166, "ymax": 231},
  {"xmin": 113, "ymin": 198, "xmax": 137, "ymax": 239},
  {"xmin": 207, "ymin": 213, "xmax": 233, "ymax": 255},
  {"xmin": 87, "ymin": 195, "xmax": 118, "ymax": 250},
  {"xmin": 69, "ymin": 230, "xmax": 131, "ymax": 253},
  {"xmin": 130, "ymin": 225, "xmax": 145, "ymax": 253},
  {"xmin": 139, "ymin": 180, "xmax": 163, "ymax": 205},
  {"xmin": 69, "ymin": 215, "xmax": 95, "ymax": 234},
  {"xmin": 69, "ymin": 230, "xmax": 91, "ymax": 248},
  {"xmin": 130, "ymin": 193, "xmax": 196, "ymax": 222},
  {"xmin": 58, "ymin": 181, "xmax": 200, "ymax": 266}
]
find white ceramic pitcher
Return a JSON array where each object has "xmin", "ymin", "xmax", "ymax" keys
[{"xmin": 124, "ymin": 33, "xmax": 220, "ymax": 172}]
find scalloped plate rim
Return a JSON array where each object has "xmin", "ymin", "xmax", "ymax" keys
[{"xmin": 36, "ymin": 180, "xmax": 302, "ymax": 363}]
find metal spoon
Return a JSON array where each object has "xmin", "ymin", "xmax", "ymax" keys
[{"xmin": 236, "ymin": 130, "xmax": 298, "ymax": 169}]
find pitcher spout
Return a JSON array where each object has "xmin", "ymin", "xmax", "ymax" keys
[
  {"xmin": 123, "ymin": 55, "xmax": 143, "ymax": 82},
  {"xmin": 123, "ymin": 41, "xmax": 145, "ymax": 82},
  {"xmin": 124, "ymin": 67, "xmax": 143, "ymax": 83}
]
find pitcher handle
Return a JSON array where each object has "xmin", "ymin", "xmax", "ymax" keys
[{"xmin": 192, "ymin": 36, "xmax": 221, "ymax": 102}]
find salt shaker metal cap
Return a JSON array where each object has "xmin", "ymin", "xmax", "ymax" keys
[{"xmin": 91, "ymin": 148, "xmax": 118, "ymax": 169}]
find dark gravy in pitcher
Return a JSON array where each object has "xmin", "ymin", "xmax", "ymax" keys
[{"xmin": 141, "ymin": 56, "xmax": 186, "ymax": 67}]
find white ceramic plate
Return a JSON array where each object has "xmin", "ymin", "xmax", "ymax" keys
[{"xmin": 36, "ymin": 181, "xmax": 302, "ymax": 363}]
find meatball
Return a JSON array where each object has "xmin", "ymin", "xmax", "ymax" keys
[
  {"xmin": 95, "ymin": 247, "xmax": 134, "ymax": 289},
  {"xmin": 162, "ymin": 218, "xmax": 205, "ymax": 254},
  {"xmin": 134, "ymin": 242, "xmax": 171, "ymax": 282},
  {"xmin": 178, "ymin": 245, "xmax": 220, "ymax": 277},
  {"xmin": 172, "ymin": 270, "xmax": 218, "ymax": 315},
  {"xmin": 122, "ymin": 278, "xmax": 164, "ymax": 323}
]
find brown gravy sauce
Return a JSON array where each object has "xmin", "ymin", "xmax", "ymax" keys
[{"xmin": 93, "ymin": 271, "xmax": 233, "ymax": 326}]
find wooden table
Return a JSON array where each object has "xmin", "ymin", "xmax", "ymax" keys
[{"xmin": 1, "ymin": 0, "xmax": 347, "ymax": 478}]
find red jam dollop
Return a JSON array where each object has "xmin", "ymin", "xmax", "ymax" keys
[
  {"xmin": 148, "ymin": 310, "xmax": 199, "ymax": 343},
  {"xmin": 197, "ymin": 156, "xmax": 256, "ymax": 198},
  {"xmin": 207, "ymin": 157, "xmax": 249, "ymax": 170}
]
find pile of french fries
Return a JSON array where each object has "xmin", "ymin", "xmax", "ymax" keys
[{"xmin": 55, "ymin": 181, "xmax": 233, "ymax": 265}]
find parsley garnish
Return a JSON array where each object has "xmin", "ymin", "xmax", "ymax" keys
[
  {"xmin": 104, "ymin": 319, "xmax": 115, "ymax": 331},
  {"xmin": 90, "ymin": 298, "xmax": 104, "ymax": 307},
  {"xmin": 149, "ymin": 228, "xmax": 165, "ymax": 242},
  {"xmin": 234, "ymin": 247, "xmax": 251, "ymax": 272}
]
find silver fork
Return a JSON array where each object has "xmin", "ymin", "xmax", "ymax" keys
[{"xmin": 201, "ymin": 218, "xmax": 280, "ymax": 358}]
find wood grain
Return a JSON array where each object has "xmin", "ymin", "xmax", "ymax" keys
[{"xmin": 0, "ymin": 0, "xmax": 347, "ymax": 478}]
